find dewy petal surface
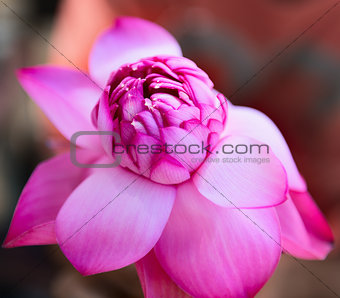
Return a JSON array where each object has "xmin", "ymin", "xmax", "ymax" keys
[
  {"xmin": 17, "ymin": 66, "xmax": 102, "ymax": 148},
  {"xmin": 277, "ymin": 191, "xmax": 334, "ymax": 260},
  {"xmin": 3, "ymin": 152, "xmax": 93, "ymax": 248},
  {"xmin": 193, "ymin": 135, "xmax": 287, "ymax": 208},
  {"xmin": 223, "ymin": 103, "xmax": 306, "ymax": 192},
  {"xmin": 155, "ymin": 181, "xmax": 281, "ymax": 297},
  {"xmin": 89, "ymin": 17, "xmax": 182, "ymax": 86},
  {"xmin": 56, "ymin": 166, "xmax": 176, "ymax": 275},
  {"xmin": 136, "ymin": 250, "xmax": 190, "ymax": 298}
]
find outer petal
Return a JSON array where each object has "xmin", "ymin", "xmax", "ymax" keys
[
  {"xmin": 193, "ymin": 135, "xmax": 287, "ymax": 208},
  {"xmin": 17, "ymin": 66, "xmax": 102, "ymax": 148},
  {"xmin": 136, "ymin": 250, "xmax": 191, "ymax": 298},
  {"xmin": 277, "ymin": 191, "xmax": 333, "ymax": 259},
  {"xmin": 155, "ymin": 181, "xmax": 281, "ymax": 298},
  {"xmin": 55, "ymin": 166, "xmax": 176, "ymax": 275},
  {"xmin": 94, "ymin": 87, "xmax": 117, "ymax": 156},
  {"xmin": 89, "ymin": 17, "xmax": 182, "ymax": 86},
  {"xmin": 3, "ymin": 152, "xmax": 93, "ymax": 248},
  {"xmin": 223, "ymin": 103, "xmax": 306, "ymax": 192}
]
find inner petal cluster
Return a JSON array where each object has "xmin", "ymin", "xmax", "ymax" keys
[{"xmin": 92, "ymin": 56, "xmax": 227, "ymax": 184}]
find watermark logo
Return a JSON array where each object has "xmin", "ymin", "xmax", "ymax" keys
[
  {"xmin": 70, "ymin": 131, "xmax": 271, "ymax": 168},
  {"xmin": 70, "ymin": 131, "xmax": 122, "ymax": 168}
]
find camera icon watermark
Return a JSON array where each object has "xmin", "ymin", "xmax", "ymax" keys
[{"xmin": 70, "ymin": 131, "xmax": 122, "ymax": 168}]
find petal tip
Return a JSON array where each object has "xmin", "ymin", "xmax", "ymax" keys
[
  {"xmin": 16, "ymin": 67, "xmax": 34, "ymax": 81},
  {"xmin": 2, "ymin": 239, "xmax": 11, "ymax": 249}
]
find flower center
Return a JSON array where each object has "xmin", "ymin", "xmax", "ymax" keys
[{"xmin": 93, "ymin": 56, "xmax": 226, "ymax": 185}]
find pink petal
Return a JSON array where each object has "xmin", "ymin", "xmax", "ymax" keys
[
  {"xmin": 184, "ymin": 75, "xmax": 216, "ymax": 106},
  {"xmin": 134, "ymin": 110, "xmax": 161, "ymax": 139},
  {"xmin": 17, "ymin": 66, "xmax": 102, "ymax": 148},
  {"xmin": 161, "ymin": 126, "xmax": 206, "ymax": 171},
  {"xmin": 291, "ymin": 191, "xmax": 333, "ymax": 242},
  {"xmin": 3, "ymin": 151, "xmax": 94, "ymax": 248},
  {"xmin": 131, "ymin": 133, "xmax": 160, "ymax": 177},
  {"xmin": 165, "ymin": 105, "xmax": 200, "ymax": 127},
  {"xmin": 277, "ymin": 191, "xmax": 333, "ymax": 259},
  {"xmin": 224, "ymin": 103, "xmax": 306, "ymax": 192},
  {"xmin": 89, "ymin": 17, "xmax": 182, "ymax": 86},
  {"xmin": 136, "ymin": 250, "xmax": 191, "ymax": 298},
  {"xmin": 96, "ymin": 87, "xmax": 117, "ymax": 156},
  {"xmin": 55, "ymin": 166, "xmax": 176, "ymax": 275},
  {"xmin": 150, "ymin": 156, "xmax": 190, "ymax": 185},
  {"xmin": 154, "ymin": 181, "xmax": 281, "ymax": 297},
  {"xmin": 193, "ymin": 135, "xmax": 288, "ymax": 208}
]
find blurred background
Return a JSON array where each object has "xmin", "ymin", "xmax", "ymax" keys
[{"xmin": 1, "ymin": 0, "xmax": 340, "ymax": 297}]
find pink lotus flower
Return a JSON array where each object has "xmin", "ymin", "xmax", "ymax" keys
[{"xmin": 4, "ymin": 17, "xmax": 333, "ymax": 297}]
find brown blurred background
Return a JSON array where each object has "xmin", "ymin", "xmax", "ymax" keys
[{"xmin": 0, "ymin": 0, "xmax": 340, "ymax": 297}]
